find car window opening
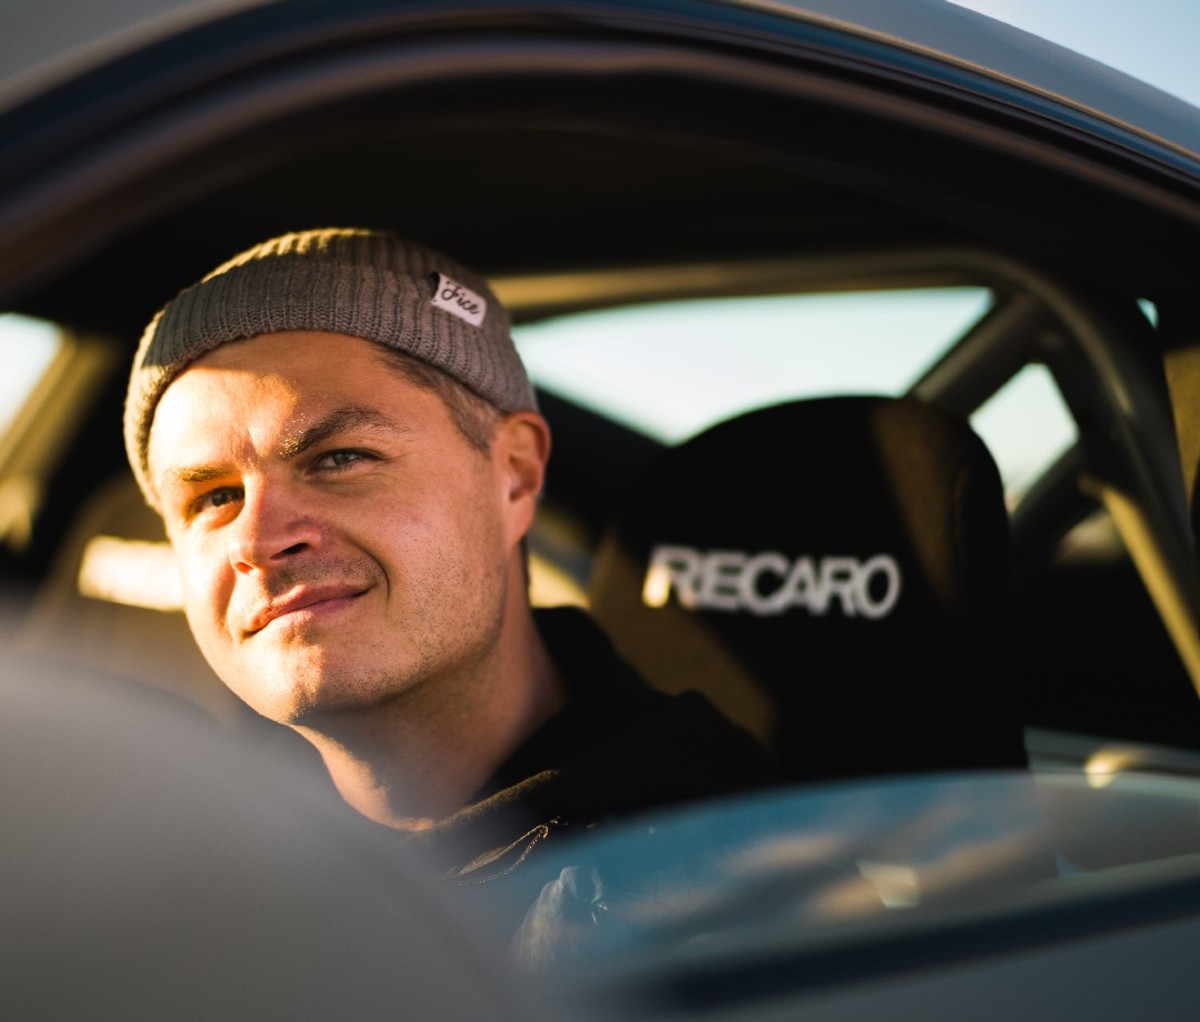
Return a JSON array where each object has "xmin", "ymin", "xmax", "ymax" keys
[
  {"xmin": 0, "ymin": 315, "xmax": 119, "ymax": 556},
  {"xmin": 514, "ymin": 287, "xmax": 991, "ymax": 438},
  {"xmin": 0, "ymin": 313, "xmax": 61, "ymax": 436}
]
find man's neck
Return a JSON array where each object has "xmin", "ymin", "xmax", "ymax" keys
[{"xmin": 291, "ymin": 602, "xmax": 565, "ymax": 830}]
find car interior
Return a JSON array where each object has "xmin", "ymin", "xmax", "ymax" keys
[
  {"xmin": 588, "ymin": 393, "xmax": 1028, "ymax": 780},
  {"xmin": 2, "ymin": 12, "xmax": 1200, "ymax": 789}
]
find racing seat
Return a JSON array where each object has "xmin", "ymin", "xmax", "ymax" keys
[{"xmin": 588, "ymin": 395, "xmax": 1027, "ymax": 782}]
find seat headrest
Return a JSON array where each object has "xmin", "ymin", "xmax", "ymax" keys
[{"xmin": 589, "ymin": 396, "xmax": 1026, "ymax": 781}]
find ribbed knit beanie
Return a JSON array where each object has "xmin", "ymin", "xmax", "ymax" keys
[{"xmin": 124, "ymin": 228, "xmax": 535, "ymax": 508}]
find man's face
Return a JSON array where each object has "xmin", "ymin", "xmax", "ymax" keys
[{"xmin": 147, "ymin": 330, "xmax": 542, "ymax": 725}]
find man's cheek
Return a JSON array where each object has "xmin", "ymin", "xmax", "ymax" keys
[{"xmin": 178, "ymin": 554, "xmax": 230, "ymax": 637}]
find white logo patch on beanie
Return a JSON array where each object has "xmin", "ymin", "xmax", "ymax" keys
[{"xmin": 432, "ymin": 272, "xmax": 487, "ymax": 327}]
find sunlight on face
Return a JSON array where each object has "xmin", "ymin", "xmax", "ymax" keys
[{"xmin": 147, "ymin": 331, "xmax": 522, "ymax": 724}]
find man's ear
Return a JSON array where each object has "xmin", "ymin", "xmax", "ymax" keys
[{"xmin": 493, "ymin": 410, "xmax": 551, "ymax": 544}]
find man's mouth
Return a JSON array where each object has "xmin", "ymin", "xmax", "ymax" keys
[{"xmin": 245, "ymin": 584, "xmax": 369, "ymax": 635}]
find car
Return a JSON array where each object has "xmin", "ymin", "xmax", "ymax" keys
[{"xmin": 1, "ymin": 0, "xmax": 1200, "ymax": 1017}]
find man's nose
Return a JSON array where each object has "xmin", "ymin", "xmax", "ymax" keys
[{"xmin": 228, "ymin": 483, "xmax": 324, "ymax": 574}]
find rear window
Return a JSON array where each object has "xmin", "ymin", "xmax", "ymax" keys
[
  {"xmin": 513, "ymin": 288, "xmax": 1078, "ymax": 501},
  {"xmin": 0, "ymin": 313, "xmax": 63, "ymax": 435}
]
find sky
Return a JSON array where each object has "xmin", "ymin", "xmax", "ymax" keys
[{"xmin": 947, "ymin": 0, "xmax": 1200, "ymax": 107}]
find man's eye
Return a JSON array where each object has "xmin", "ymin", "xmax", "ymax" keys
[
  {"xmin": 191, "ymin": 487, "xmax": 243, "ymax": 517},
  {"xmin": 318, "ymin": 450, "xmax": 371, "ymax": 470}
]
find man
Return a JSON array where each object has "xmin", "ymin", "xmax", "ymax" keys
[{"xmin": 124, "ymin": 227, "xmax": 774, "ymax": 883}]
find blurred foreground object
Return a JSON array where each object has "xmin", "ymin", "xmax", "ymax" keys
[{"xmin": 0, "ymin": 651, "xmax": 549, "ymax": 1021}]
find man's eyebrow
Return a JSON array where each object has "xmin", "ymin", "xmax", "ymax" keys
[
  {"xmin": 167, "ymin": 465, "xmax": 228, "ymax": 486},
  {"xmin": 151, "ymin": 464, "xmax": 229, "ymax": 511},
  {"xmin": 277, "ymin": 404, "xmax": 408, "ymax": 460},
  {"xmin": 154, "ymin": 405, "xmax": 408, "ymax": 494}
]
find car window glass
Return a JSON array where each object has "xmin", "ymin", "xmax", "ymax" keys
[
  {"xmin": 969, "ymin": 363, "xmax": 1077, "ymax": 504},
  {"xmin": 0, "ymin": 313, "xmax": 62, "ymax": 435},
  {"xmin": 515, "ymin": 289, "xmax": 991, "ymax": 441},
  {"xmin": 0, "ymin": 315, "xmax": 118, "ymax": 555},
  {"xmin": 514, "ymin": 288, "xmax": 1073, "ymax": 499}
]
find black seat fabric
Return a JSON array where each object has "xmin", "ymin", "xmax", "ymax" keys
[{"xmin": 588, "ymin": 395, "xmax": 1027, "ymax": 782}]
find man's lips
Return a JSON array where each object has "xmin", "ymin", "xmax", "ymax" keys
[{"xmin": 244, "ymin": 585, "xmax": 369, "ymax": 635}]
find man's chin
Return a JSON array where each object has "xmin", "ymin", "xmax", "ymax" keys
[
  {"xmin": 249, "ymin": 673, "xmax": 410, "ymax": 727},
  {"xmin": 212, "ymin": 643, "xmax": 429, "ymax": 725},
  {"xmin": 214, "ymin": 668, "xmax": 339, "ymax": 727}
]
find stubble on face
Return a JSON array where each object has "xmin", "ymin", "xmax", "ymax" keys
[
  {"xmin": 152, "ymin": 332, "xmax": 519, "ymax": 730},
  {"xmin": 193, "ymin": 464, "xmax": 511, "ymax": 728}
]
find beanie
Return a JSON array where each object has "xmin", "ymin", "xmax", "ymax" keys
[{"xmin": 124, "ymin": 227, "xmax": 535, "ymax": 508}]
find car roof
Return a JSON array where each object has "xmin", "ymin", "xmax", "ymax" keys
[
  {"xmin": 3, "ymin": 0, "xmax": 1198, "ymax": 164},
  {"xmin": 764, "ymin": 0, "xmax": 1200, "ymax": 160},
  {"xmin": 2, "ymin": 0, "xmax": 1197, "ymax": 338}
]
